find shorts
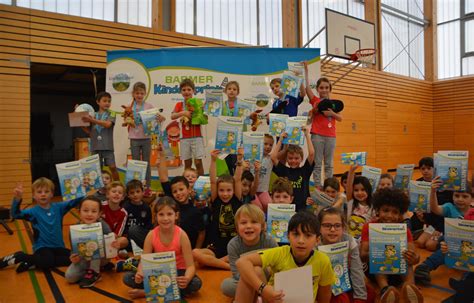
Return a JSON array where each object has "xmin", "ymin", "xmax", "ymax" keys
[
  {"xmin": 93, "ymin": 150, "xmax": 116, "ymax": 166},
  {"xmin": 180, "ymin": 137, "xmax": 204, "ymax": 161}
]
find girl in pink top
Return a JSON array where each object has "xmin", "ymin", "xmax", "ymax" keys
[
  {"xmin": 123, "ymin": 197, "xmax": 202, "ymax": 299},
  {"xmin": 304, "ymin": 62, "xmax": 343, "ymax": 188}
]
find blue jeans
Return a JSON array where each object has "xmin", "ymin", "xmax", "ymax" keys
[
  {"xmin": 423, "ymin": 236, "xmax": 445, "ymax": 270},
  {"xmin": 123, "ymin": 269, "xmax": 202, "ymax": 297},
  {"xmin": 130, "ymin": 139, "xmax": 151, "ymax": 187}
]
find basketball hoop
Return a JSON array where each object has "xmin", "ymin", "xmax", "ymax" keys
[{"xmin": 350, "ymin": 48, "xmax": 376, "ymax": 67}]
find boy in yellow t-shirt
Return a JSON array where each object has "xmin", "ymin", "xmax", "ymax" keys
[{"xmin": 235, "ymin": 211, "xmax": 335, "ymax": 303}]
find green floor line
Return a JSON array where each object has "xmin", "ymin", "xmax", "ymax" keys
[{"xmin": 14, "ymin": 220, "xmax": 45, "ymax": 303}]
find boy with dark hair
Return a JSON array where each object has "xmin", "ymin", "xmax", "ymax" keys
[
  {"xmin": 235, "ymin": 211, "xmax": 335, "ymax": 303},
  {"xmin": 360, "ymin": 188, "xmax": 422, "ymax": 303},
  {"xmin": 269, "ymin": 78, "xmax": 305, "ymax": 117},
  {"xmin": 123, "ymin": 179, "xmax": 153, "ymax": 249},
  {"xmin": 157, "ymin": 147, "xmax": 206, "ymax": 249},
  {"xmin": 81, "ymin": 92, "xmax": 120, "ymax": 181},
  {"xmin": 271, "ymin": 126, "xmax": 314, "ymax": 211},
  {"xmin": 171, "ymin": 78, "xmax": 205, "ymax": 176}
]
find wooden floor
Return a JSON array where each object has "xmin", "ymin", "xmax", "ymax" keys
[{"xmin": 0, "ymin": 210, "xmax": 462, "ymax": 303}]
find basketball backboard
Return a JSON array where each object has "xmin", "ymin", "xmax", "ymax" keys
[{"xmin": 325, "ymin": 9, "xmax": 376, "ymax": 63}]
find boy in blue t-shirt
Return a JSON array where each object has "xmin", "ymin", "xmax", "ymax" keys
[
  {"xmin": 269, "ymin": 78, "xmax": 305, "ymax": 117},
  {"xmin": 0, "ymin": 178, "xmax": 82, "ymax": 272}
]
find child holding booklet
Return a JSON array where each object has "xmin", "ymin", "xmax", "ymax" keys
[
  {"xmin": 93, "ymin": 170, "xmax": 113, "ymax": 202},
  {"xmin": 271, "ymin": 126, "xmax": 314, "ymax": 212},
  {"xmin": 171, "ymin": 78, "xmax": 205, "ymax": 176},
  {"xmin": 128, "ymin": 82, "xmax": 165, "ymax": 195},
  {"xmin": 81, "ymin": 92, "xmax": 120, "ymax": 181},
  {"xmin": 307, "ymin": 177, "xmax": 346, "ymax": 211},
  {"xmin": 346, "ymin": 165, "xmax": 375, "ymax": 240},
  {"xmin": 221, "ymin": 204, "xmax": 278, "ymax": 298},
  {"xmin": 241, "ymin": 161, "xmax": 261, "ymax": 207},
  {"xmin": 66, "ymin": 197, "xmax": 118, "ymax": 288},
  {"xmin": 304, "ymin": 62, "xmax": 343, "ymax": 188},
  {"xmin": 359, "ymin": 188, "xmax": 422, "ymax": 303},
  {"xmin": 0, "ymin": 180, "xmax": 82, "ymax": 273},
  {"xmin": 235, "ymin": 211, "xmax": 335, "ymax": 303},
  {"xmin": 157, "ymin": 144, "xmax": 206, "ymax": 249},
  {"xmin": 269, "ymin": 78, "xmax": 305, "ymax": 117},
  {"xmin": 192, "ymin": 149, "xmax": 243, "ymax": 270},
  {"xmin": 256, "ymin": 134, "xmax": 275, "ymax": 211},
  {"xmin": 318, "ymin": 207, "xmax": 375, "ymax": 303},
  {"xmin": 123, "ymin": 197, "xmax": 202, "ymax": 299}
]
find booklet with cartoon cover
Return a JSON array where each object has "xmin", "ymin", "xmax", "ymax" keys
[
  {"xmin": 267, "ymin": 204, "xmax": 296, "ymax": 244},
  {"xmin": 288, "ymin": 62, "xmax": 305, "ymax": 82},
  {"xmin": 394, "ymin": 164, "xmax": 415, "ymax": 191},
  {"xmin": 318, "ymin": 241, "xmax": 352, "ymax": 296},
  {"xmin": 369, "ymin": 223, "xmax": 407, "ymax": 275},
  {"xmin": 193, "ymin": 176, "xmax": 211, "ymax": 208},
  {"xmin": 237, "ymin": 98, "xmax": 257, "ymax": 125},
  {"xmin": 282, "ymin": 116, "xmax": 307, "ymax": 145},
  {"xmin": 70, "ymin": 222, "xmax": 105, "ymax": 261},
  {"xmin": 269, "ymin": 113, "xmax": 288, "ymax": 137},
  {"xmin": 243, "ymin": 132, "xmax": 264, "ymax": 164},
  {"xmin": 444, "ymin": 218, "xmax": 474, "ymax": 272},
  {"xmin": 362, "ymin": 166, "xmax": 382, "ymax": 193},
  {"xmin": 408, "ymin": 181, "xmax": 431, "ymax": 212},
  {"xmin": 142, "ymin": 252, "xmax": 181, "ymax": 303},
  {"xmin": 79, "ymin": 154, "xmax": 104, "ymax": 193},
  {"xmin": 204, "ymin": 89, "xmax": 223, "ymax": 117},
  {"xmin": 341, "ymin": 152, "xmax": 367, "ymax": 166},
  {"xmin": 56, "ymin": 161, "xmax": 86, "ymax": 201},
  {"xmin": 307, "ymin": 190, "xmax": 334, "ymax": 215},
  {"xmin": 125, "ymin": 159, "xmax": 148, "ymax": 184},
  {"xmin": 281, "ymin": 70, "xmax": 303, "ymax": 98},
  {"xmin": 139, "ymin": 108, "xmax": 161, "ymax": 136},
  {"xmin": 434, "ymin": 151, "xmax": 469, "ymax": 191},
  {"xmin": 215, "ymin": 116, "xmax": 243, "ymax": 155}
]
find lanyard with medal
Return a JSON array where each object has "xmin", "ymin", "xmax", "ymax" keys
[
  {"xmin": 95, "ymin": 111, "xmax": 109, "ymax": 141},
  {"xmin": 224, "ymin": 99, "xmax": 238, "ymax": 116},
  {"xmin": 133, "ymin": 100, "xmax": 145, "ymax": 127},
  {"xmin": 321, "ymin": 98, "xmax": 333, "ymax": 129},
  {"xmin": 183, "ymin": 99, "xmax": 190, "ymax": 130}
]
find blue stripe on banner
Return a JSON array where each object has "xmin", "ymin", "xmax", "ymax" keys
[{"xmin": 107, "ymin": 47, "xmax": 320, "ymax": 74}]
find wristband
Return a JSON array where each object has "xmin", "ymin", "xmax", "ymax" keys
[{"xmin": 257, "ymin": 282, "xmax": 266, "ymax": 295}]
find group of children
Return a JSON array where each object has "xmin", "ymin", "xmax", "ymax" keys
[{"xmin": 0, "ymin": 66, "xmax": 473, "ymax": 303}]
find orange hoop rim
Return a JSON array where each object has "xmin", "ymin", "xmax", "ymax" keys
[{"xmin": 350, "ymin": 48, "xmax": 376, "ymax": 62}]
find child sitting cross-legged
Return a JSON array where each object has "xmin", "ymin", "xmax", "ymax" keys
[
  {"xmin": 123, "ymin": 197, "xmax": 202, "ymax": 299},
  {"xmin": 235, "ymin": 211, "xmax": 336, "ymax": 303},
  {"xmin": 65, "ymin": 197, "xmax": 119, "ymax": 288},
  {"xmin": 220, "ymin": 204, "xmax": 278, "ymax": 298},
  {"xmin": 359, "ymin": 188, "xmax": 422, "ymax": 303}
]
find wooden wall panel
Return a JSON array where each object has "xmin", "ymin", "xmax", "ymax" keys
[{"xmin": 433, "ymin": 76, "xmax": 474, "ymax": 167}]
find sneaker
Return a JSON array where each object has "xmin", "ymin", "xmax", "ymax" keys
[
  {"xmin": 116, "ymin": 257, "xmax": 139, "ymax": 272},
  {"xmin": 401, "ymin": 283, "xmax": 424, "ymax": 303},
  {"xmin": 448, "ymin": 277, "xmax": 461, "ymax": 290},
  {"xmin": 100, "ymin": 262, "xmax": 115, "ymax": 272},
  {"xmin": 379, "ymin": 286, "xmax": 400, "ymax": 303},
  {"xmin": 78, "ymin": 269, "xmax": 101, "ymax": 288},
  {"xmin": 0, "ymin": 251, "xmax": 24, "ymax": 269},
  {"xmin": 414, "ymin": 263, "xmax": 431, "ymax": 286},
  {"xmin": 16, "ymin": 261, "xmax": 35, "ymax": 273}
]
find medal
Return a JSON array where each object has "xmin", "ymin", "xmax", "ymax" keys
[
  {"xmin": 328, "ymin": 123, "xmax": 332, "ymax": 128},
  {"xmin": 97, "ymin": 135, "xmax": 102, "ymax": 141}
]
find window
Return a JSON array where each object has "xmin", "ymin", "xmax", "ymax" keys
[
  {"xmin": 437, "ymin": 0, "xmax": 474, "ymax": 79},
  {"xmin": 381, "ymin": 0, "xmax": 425, "ymax": 79},
  {"xmin": 7, "ymin": 0, "xmax": 152, "ymax": 27},
  {"xmin": 175, "ymin": 0, "xmax": 282, "ymax": 47},
  {"xmin": 301, "ymin": 0, "xmax": 365, "ymax": 53}
]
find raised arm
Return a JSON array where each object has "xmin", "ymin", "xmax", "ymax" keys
[
  {"xmin": 11, "ymin": 183, "xmax": 27, "ymax": 219},
  {"xmin": 429, "ymin": 176, "xmax": 444, "ymax": 216},
  {"xmin": 303, "ymin": 61, "xmax": 316, "ymax": 100},
  {"xmin": 346, "ymin": 165, "xmax": 359, "ymax": 202},
  {"xmin": 270, "ymin": 133, "xmax": 286, "ymax": 166},
  {"xmin": 303, "ymin": 126, "xmax": 314, "ymax": 165},
  {"xmin": 250, "ymin": 161, "xmax": 261, "ymax": 197},
  {"xmin": 234, "ymin": 148, "xmax": 244, "ymax": 201},
  {"xmin": 210, "ymin": 149, "xmax": 220, "ymax": 202},
  {"xmin": 157, "ymin": 143, "xmax": 169, "ymax": 183}
]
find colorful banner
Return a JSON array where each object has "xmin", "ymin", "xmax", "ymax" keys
[{"xmin": 107, "ymin": 47, "xmax": 320, "ymax": 177}]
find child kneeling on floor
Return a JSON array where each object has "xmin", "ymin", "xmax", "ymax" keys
[{"xmin": 123, "ymin": 197, "xmax": 202, "ymax": 299}]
